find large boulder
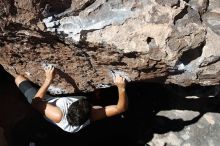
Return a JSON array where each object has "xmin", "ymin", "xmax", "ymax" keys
[{"xmin": 0, "ymin": 0, "xmax": 220, "ymax": 94}]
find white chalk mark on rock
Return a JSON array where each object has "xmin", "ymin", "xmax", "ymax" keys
[{"xmin": 48, "ymin": 86, "xmax": 67, "ymax": 95}]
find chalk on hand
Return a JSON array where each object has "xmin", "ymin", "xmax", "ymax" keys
[
  {"xmin": 41, "ymin": 62, "xmax": 57, "ymax": 70},
  {"xmin": 110, "ymin": 70, "xmax": 131, "ymax": 82}
]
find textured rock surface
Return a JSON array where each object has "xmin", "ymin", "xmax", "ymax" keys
[{"xmin": 0, "ymin": 0, "xmax": 220, "ymax": 93}]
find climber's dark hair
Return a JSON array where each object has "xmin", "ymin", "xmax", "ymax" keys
[{"xmin": 67, "ymin": 98, "xmax": 92, "ymax": 126}]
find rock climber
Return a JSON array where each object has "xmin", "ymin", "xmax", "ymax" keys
[{"xmin": 15, "ymin": 66, "xmax": 128, "ymax": 133}]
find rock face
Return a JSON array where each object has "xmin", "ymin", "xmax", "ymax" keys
[{"xmin": 0, "ymin": 0, "xmax": 220, "ymax": 93}]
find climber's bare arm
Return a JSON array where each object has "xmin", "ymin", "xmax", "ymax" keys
[
  {"xmin": 32, "ymin": 66, "xmax": 62, "ymax": 123},
  {"xmin": 34, "ymin": 66, "xmax": 55, "ymax": 99},
  {"xmin": 90, "ymin": 75, "xmax": 128, "ymax": 121}
]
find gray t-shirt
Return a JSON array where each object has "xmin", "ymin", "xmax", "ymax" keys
[{"xmin": 46, "ymin": 97, "xmax": 90, "ymax": 133}]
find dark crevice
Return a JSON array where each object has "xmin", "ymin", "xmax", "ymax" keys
[
  {"xmin": 0, "ymin": 37, "xmax": 4, "ymax": 46},
  {"xmin": 147, "ymin": 37, "xmax": 154, "ymax": 44},
  {"xmin": 4, "ymin": 22, "xmax": 23, "ymax": 31},
  {"xmin": 168, "ymin": 67, "xmax": 185, "ymax": 75},
  {"xmin": 174, "ymin": 6, "xmax": 188, "ymax": 25},
  {"xmin": 40, "ymin": 0, "xmax": 72, "ymax": 18},
  {"xmin": 109, "ymin": 62, "xmax": 127, "ymax": 66},
  {"xmin": 183, "ymin": 0, "xmax": 190, "ymax": 3},
  {"xmin": 138, "ymin": 65, "xmax": 159, "ymax": 73},
  {"xmin": 9, "ymin": 0, "xmax": 17, "ymax": 15},
  {"xmin": 206, "ymin": 0, "xmax": 209, "ymax": 12},
  {"xmin": 123, "ymin": 52, "xmax": 140, "ymax": 58},
  {"xmin": 78, "ymin": 0, "xmax": 96, "ymax": 12},
  {"xmin": 179, "ymin": 40, "xmax": 205, "ymax": 65}
]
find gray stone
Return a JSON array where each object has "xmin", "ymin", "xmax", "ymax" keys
[
  {"xmin": 203, "ymin": 12, "xmax": 220, "ymax": 35},
  {"xmin": 189, "ymin": 0, "xmax": 208, "ymax": 14},
  {"xmin": 207, "ymin": 0, "xmax": 220, "ymax": 12}
]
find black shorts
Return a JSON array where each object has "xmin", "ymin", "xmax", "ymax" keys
[{"xmin": 18, "ymin": 80, "xmax": 52, "ymax": 104}]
